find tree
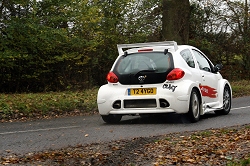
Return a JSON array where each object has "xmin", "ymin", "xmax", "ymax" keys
[
  {"xmin": 0, "ymin": 0, "xmax": 79, "ymax": 92},
  {"xmin": 0, "ymin": 0, "xmax": 162, "ymax": 92},
  {"xmin": 162, "ymin": 0, "xmax": 190, "ymax": 44},
  {"xmin": 188, "ymin": 0, "xmax": 250, "ymax": 80},
  {"xmin": 3, "ymin": 0, "xmax": 250, "ymax": 92}
]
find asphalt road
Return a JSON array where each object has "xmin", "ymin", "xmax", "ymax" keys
[{"xmin": 0, "ymin": 96, "xmax": 250, "ymax": 157}]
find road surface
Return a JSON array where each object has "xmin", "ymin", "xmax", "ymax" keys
[{"xmin": 0, "ymin": 96, "xmax": 250, "ymax": 157}]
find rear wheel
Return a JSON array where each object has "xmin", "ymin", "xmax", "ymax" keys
[
  {"xmin": 101, "ymin": 114, "xmax": 122, "ymax": 124},
  {"xmin": 188, "ymin": 89, "xmax": 200, "ymax": 123},
  {"xmin": 215, "ymin": 85, "xmax": 231, "ymax": 115}
]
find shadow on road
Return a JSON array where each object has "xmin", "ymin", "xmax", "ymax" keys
[{"xmin": 106, "ymin": 112, "xmax": 221, "ymax": 125}]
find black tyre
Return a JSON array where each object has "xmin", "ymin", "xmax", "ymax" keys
[
  {"xmin": 101, "ymin": 114, "xmax": 122, "ymax": 124},
  {"xmin": 188, "ymin": 89, "xmax": 200, "ymax": 123},
  {"xmin": 215, "ymin": 85, "xmax": 231, "ymax": 115}
]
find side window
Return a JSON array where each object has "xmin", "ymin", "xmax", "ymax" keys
[
  {"xmin": 180, "ymin": 49, "xmax": 195, "ymax": 68},
  {"xmin": 192, "ymin": 49, "xmax": 212, "ymax": 72}
]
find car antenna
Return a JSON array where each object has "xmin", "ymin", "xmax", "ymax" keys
[{"xmin": 164, "ymin": 49, "xmax": 168, "ymax": 55}]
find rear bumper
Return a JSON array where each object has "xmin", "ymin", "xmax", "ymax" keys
[{"xmin": 97, "ymin": 83, "xmax": 190, "ymax": 115}]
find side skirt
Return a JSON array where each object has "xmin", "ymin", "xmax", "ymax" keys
[{"xmin": 201, "ymin": 101, "xmax": 223, "ymax": 115}]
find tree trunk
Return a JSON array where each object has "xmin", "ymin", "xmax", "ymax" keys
[{"xmin": 162, "ymin": 0, "xmax": 190, "ymax": 44}]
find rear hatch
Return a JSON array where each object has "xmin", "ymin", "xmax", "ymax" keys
[{"xmin": 113, "ymin": 52, "xmax": 174, "ymax": 85}]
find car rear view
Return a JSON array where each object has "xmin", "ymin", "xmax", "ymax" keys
[{"xmin": 97, "ymin": 41, "xmax": 191, "ymax": 123}]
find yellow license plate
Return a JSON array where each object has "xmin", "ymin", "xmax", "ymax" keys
[{"xmin": 128, "ymin": 88, "xmax": 156, "ymax": 95}]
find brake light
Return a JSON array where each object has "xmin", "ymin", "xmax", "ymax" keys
[
  {"xmin": 106, "ymin": 72, "xmax": 118, "ymax": 83},
  {"xmin": 167, "ymin": 68, "xmax": 185, "ymax": 80},
  {"xmin": 138, "ymin": 48, "xmax": 153, "ymax": 52}
]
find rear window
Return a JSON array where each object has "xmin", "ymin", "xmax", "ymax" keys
[
  {"xmin": 114, "ymin": 52, "xmax": 172, "ymax": 75},
  {"xmin": 113, "ymin": 52, "xmax": 173, "ymax": 85}
]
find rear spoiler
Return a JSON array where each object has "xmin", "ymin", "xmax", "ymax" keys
[{"xmin": 117, "ymin": 41, "xmax": 178, "ymax": 55}]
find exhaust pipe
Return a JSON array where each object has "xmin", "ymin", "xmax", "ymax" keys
[
  {"xmin": 113, "ymin": 100, "xmax": 121, "ymax": 109},
  {"xmin": 159, "ymin": 99, "xmax": 169, "ymax": 108}
]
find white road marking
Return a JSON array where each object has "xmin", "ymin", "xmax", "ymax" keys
[
  {"xmin": 232, "ymin": 106, "xmax": 250, "ymax": 110},
  {"xmin": 0, "ymin": 126, "xmax": 79, "ymax": 135}
]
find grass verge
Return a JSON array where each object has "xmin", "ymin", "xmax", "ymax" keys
[
  {"xmin": 230, "ymin": 80, "xmax": 250, "ymax": 98},
  {"xmin": 0, "ymin": 87, "xmax": 98, "ymax": 122}
]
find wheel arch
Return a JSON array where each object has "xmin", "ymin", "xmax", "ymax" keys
[
  {"xmin": 191, "ymin": 86, "xmax": 203, "ymax": 114},
  {"xmin": 187, "ymin": 86, "xmax": 203, "ymax": 122},
  {"xmin": 217, "ymin": 79, "xmax": 232, "ymax": 107},
  {"xmin": 184, "ymin": 81, "xmax": 203, "ymax": 110},
  {"xmin": 184, "ymin": 81, "xmax": 203, "ymax": 115}
]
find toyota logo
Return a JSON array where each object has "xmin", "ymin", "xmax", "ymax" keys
[{"xmin": 138, "ymin": 75, "xmax": 147, "ymax": 83}]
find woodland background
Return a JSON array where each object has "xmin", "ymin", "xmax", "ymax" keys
[{"xmin": 1, "ymin": 0, "xmax": 250, "ymax": 93}]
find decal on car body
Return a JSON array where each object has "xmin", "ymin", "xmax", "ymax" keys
[
  {"xmin": 163, "ymin": 84, "xmax": 177, "ymax": 92},
  {"xmin": 199, "ymin": 85, "xmax": 217, "ymax": 98}
]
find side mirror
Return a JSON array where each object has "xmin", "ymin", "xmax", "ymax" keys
[{"xmin": 213, "ymin": 64, "xmax": 223, "ymax": 73}]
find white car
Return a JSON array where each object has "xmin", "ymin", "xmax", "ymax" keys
[{"xmin": 97, "ymin": 41, "xmax": 232, "ymax": 123}]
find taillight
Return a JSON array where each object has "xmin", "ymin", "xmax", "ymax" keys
[
  {"xmin": 167, "ymin": 68, "xmax": 185, "ymax": 80},
  {"xmin": 106, "ymin": 72, "xmax": 118, "ymax": 83}
]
